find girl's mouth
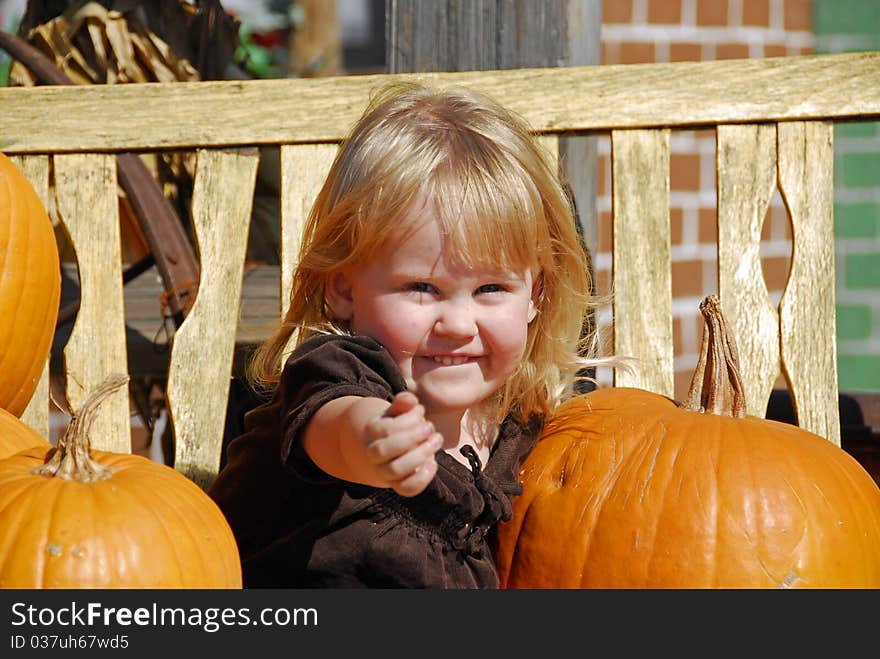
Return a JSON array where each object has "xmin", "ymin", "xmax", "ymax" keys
[{"xmin": 430, "ymin": 355, "xmax": 471, "ymax": 366}]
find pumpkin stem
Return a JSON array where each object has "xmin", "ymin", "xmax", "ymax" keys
[
  {"xmin": 31, "ymin": 373, "xmax": 129, "ymax": 482},
  {"xmin": 682, "ymin": 295, "xmax": 747, "ymax": 418}
]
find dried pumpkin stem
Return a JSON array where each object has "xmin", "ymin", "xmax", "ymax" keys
[
  {"xmin": 682, "ymin": 295, "xmax": 747, "ymax": 418},
  {"xmin": 31, "ymin": 373, "xmax": 129, "ymax": 483}
]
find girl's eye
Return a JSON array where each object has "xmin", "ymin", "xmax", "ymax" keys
[
  {"xmin": 407, "ymin": 282, "xmax": 437, "ymax": 294},
  {"xmin": 476, "ymin": 283, "xmax": 506, "ymax": 294}
]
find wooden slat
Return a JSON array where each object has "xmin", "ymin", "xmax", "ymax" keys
[
  {"xmin": 166, "ymin": 147, "xmax": 259, "ymax": 489},
  {"xmin": 777, "ymin": 120, "xmax": 840, "ymax": 445},
  {"xmin": 716, "ymin": 123, "xmax": 779, "ymax": 418},
  {"xmin": 278, "ymin": 143, "xmax": 337, "ymax": 362},
  {"xmin": 537, "ymin": 134, "xmax": 560, "ymax": 167},
  {"xmin": 54, "ymin": 153, "xmax": 130, "ymax": 453},
  {"xmin": 1, "ymin": 53, "xmax": 878, "ymax": 153},
  {"xmin": 279, "ymin": 143, "xmax": 338, "ymax": 317},
  {"xmin": 12, "ymin": 155, "xmax": 52, "ymax": 439},
  {"xmin": 611, "ymin": 128, "xmax": 673, "ymax": 397}
]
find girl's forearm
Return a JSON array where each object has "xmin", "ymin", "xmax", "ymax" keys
[{"xmin": 301, "ymin": 395, "xmax": 391, "ymax": 486}]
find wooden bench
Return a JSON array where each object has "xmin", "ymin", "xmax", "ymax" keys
[{"xmin": 7, "ymin": 51, "xmax": 879, "ymax": 489}]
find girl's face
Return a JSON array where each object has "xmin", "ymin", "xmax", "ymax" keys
[{"xmin": 327, "ymin": 202, "xmax": 538, "ymax": 419}]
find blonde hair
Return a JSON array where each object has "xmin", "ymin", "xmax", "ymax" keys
[{"xmin": 249, "ymin": 81, "xmax": 605, "ymax": 423}]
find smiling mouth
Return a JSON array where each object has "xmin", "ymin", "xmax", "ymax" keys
[{"xmin": 430, "ymin": 355, "xmax": 472, "ymax": 366}]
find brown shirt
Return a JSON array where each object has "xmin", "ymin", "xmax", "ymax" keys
[{"xmin": 208, "ymin": 334, "xmax": 542, "ymax": 588}]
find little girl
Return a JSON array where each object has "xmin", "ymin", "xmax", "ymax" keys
[{"xmin": 209, "ymin": 81, "xmax": 606, "ymax": 588}]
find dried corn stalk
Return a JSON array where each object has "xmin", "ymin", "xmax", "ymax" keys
[
  {"xmin": 10, "ymin": 1, "xmax": 200, "ymax": 85},
  {"xmin": 10, "ymin": 1, "xmax": 201, "ymax": 262}
]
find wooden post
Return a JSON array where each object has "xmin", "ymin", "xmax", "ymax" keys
[{"xmin": 385, "ymin": 0, "xmax": 601, "ymax": 258}]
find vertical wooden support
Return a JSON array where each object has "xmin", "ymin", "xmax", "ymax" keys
[
  {"xmin": 166, "ymin": 147, "xmax": 259, "ymax": 489},
  {"xmin": 716, "ymin": 124, "xmax": 779, "ymax": 418},
  {"xmin": 611, "ymin": 128, "xmax": 673, "ymax": 397},
  {"xmin": 538, "ymin": 134, "xmax": 560, "ymax": 168},
  {"xmin": 278, "ymin": 143, "xmax": 337, "ymax": 361},
  {"xmin": 386, "ymin": 0, "xmax": 601, "ymax": 268},
  {"xmin": 777, "ymin": 121, "xmax": 840, "ymax": 445},
  {"xmin": 54, "ymin": 153, "xmax": 130, "ymax": 453},
  {"xmin": 279, "ymin": 143, "xmax": 338, "ymax": 317}
]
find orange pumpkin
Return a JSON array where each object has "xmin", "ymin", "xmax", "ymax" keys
[
  {"xmin": 494, "ymin": 296, "xmax": 880, "ymax": 588},
  {"xmin": 0, "ymin": 407, "xmax": 49, "ymax": 459},
  {"xmin": 0, "ymin": 152, "xmax": 61, "ymax": 416},
  {"xmin": 0, "ymin": 375, "xmax": 241, "ymax": 588}
]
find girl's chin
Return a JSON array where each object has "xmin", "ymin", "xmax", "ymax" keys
[{"xmin": 406, "ymin": 385, "xmax": 499, "ymax": 415}]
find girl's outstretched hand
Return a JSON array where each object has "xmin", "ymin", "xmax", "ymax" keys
[{"xmin": 363, "ymin": 391, "xmax": 443, "ymax": 497}]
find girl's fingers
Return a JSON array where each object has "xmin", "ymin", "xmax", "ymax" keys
[
  {"xmin": 370, "ymin": 431, "xmax": 442, "ymax": 477},
  {"xmin": 363, "ymin": 391, "xmax": 442, "ymax": 495},
  {"xmin": 385, "ymin": 390, "xmax": 419, "ymax": 417},
  {"xmin": 365, "ymin": 411, "xmax": 434, "ymax": 461},
  {"xmin": 392, "ymin": 456, "xmax": 438, "ymax": 497},
  {"xmin": 365, "ymin": 398, "xmax": 427, "ymax": 440}
]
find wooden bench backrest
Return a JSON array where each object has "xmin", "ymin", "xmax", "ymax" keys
[{"xmin": 7, "ymin": 52, "xmax": 880, "ymax": 489}]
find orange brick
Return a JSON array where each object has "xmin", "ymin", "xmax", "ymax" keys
[
  {"xmin": 673, "ymin": 316, "xmax": 684, "ymax": 355},
  {"xmin": 764, "ymin": 204, "xmax": 791, "ymax": 240},
  {"xmin": 601, "ymin": 41, "xmax": 619, "ymax": 65},
  {"xmin": 669, "ymin": 42, "xmax": 703, "ymax": 62},
  {"xmin": 598, "ymin": 210, "xmax": 613, "ymax": 252},
  {"xmin": 686, "ymin": 313, "xmax": 704, "ymax": 354},
  {"xmin": 670, "ymin": 153, "xmax": 701, "ymax": 191},
  {"xmin": 597, "ymin": 153, "xmax": 609, "ymax": 196},
  {"xmin": 618, "ymin": 41, "xmax": 656, "ymax": 64},
  {"xmin": 675, "ymin": 368, "xmax": 695, "ymax": 403},
  {"xmin": 696, "ymin": 0, "xmax": 728, "ymax": 26},
  {"xmin": 760, "ymin": 210, "xmax": 773, "ymax": 241},
  {"xmin": 698, "ymin": 207, "xmax": 718, "ymax": 244},
  {"xmin": 648, "ymin": 0, "xmax": 682, "ymax": 24},
  {"xmin": 778, "ymin": 209, "xmax": 793, "ymax": 239},
  {"xmin": 762, "ymin": 255, "xmax": 791, "ymax": 290},
  {"xmin": 759, "ymin": 204, "xmax": 784, "ymax": 240},
  {"xmin": 784, "ymin": 0, "xmax": 811, "ymax": 31},
  {"xmin": 672, "ymin": 259, "xmax": 705, "ymax": 297},
  {"xmin": 716, "ymin": 42, "xmax": 750, "ymax": 60},
  {"xmin": 595, "ymin": 267, "xmax": 612, "ymax": 296},
  {"xmin": 742, "ymin": 0, "xmax": 770, "ymax": 27},
  {"xmin": 603, "ymin": 1, "xmax": 633, "ymax": 24},
  {"xmin": 763, "ymin": 44, "xmax": 787, "ymax": 58},
  {"xmin": 773, "ymin": 373, "xmax": 788, "ymax": 392},
  {"xmin": 670, "ymin": 207, "xmax": 684, "ymax": 245}
]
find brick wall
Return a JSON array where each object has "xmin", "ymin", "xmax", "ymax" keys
[
  {"xmin": 813, "ymin": 0, "xmax": 880, "ymax": 394},
  {"xmin": 595, "ymin": 0, "xmax": 816, "ymax": 403}
]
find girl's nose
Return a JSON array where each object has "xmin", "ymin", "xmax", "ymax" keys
[{"xmin": 434, "ymin": 300, "xmax": 478, "ymax": 338}]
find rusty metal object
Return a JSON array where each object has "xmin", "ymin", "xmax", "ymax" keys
[{"xmin": 0, "ymin": 28, "xmax": 200, "ymax": 328}]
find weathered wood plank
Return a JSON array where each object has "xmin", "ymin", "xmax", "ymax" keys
[
  {"xmin": 279, "ymin": 143, "xmax": 337, "ymax": 317},
  {"xmin": 611, "ymin": 128, "xmax": 673, "ymax": 397},
  {"xmin": 277, "ymin": 143, "xmax": 337, "ymax": 362},
  {"xmin": 12, "ymin": 154, "xmax": 51, "ymax": 439},
  {"xmin": 54, "ymin": 153, "xmax": 130, "ymax": 453},
  {"xmin": 388, "ymin": 0, "xmax": 601, "ymax": 267},
  {"xmin": 387, "ymin": 0, "xmax": 576, "ymax": 72},
  {"xmin": 716, "ymin": 123, "xmax": 779, "ymax": 418},
  {"xmin": 537, "ymin": 135, "xmax": 559, "ymax": 168},
  {"xmin": 166, "ymin": 147, "xmax": 259, "ymax": 489},
  {"xmin": 0, "ymin": 52, "xmax": 878, "ymax": 153},
  {"xmin": 777, "ymin": 121, "xmax": 840, "ymax": 445}
]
